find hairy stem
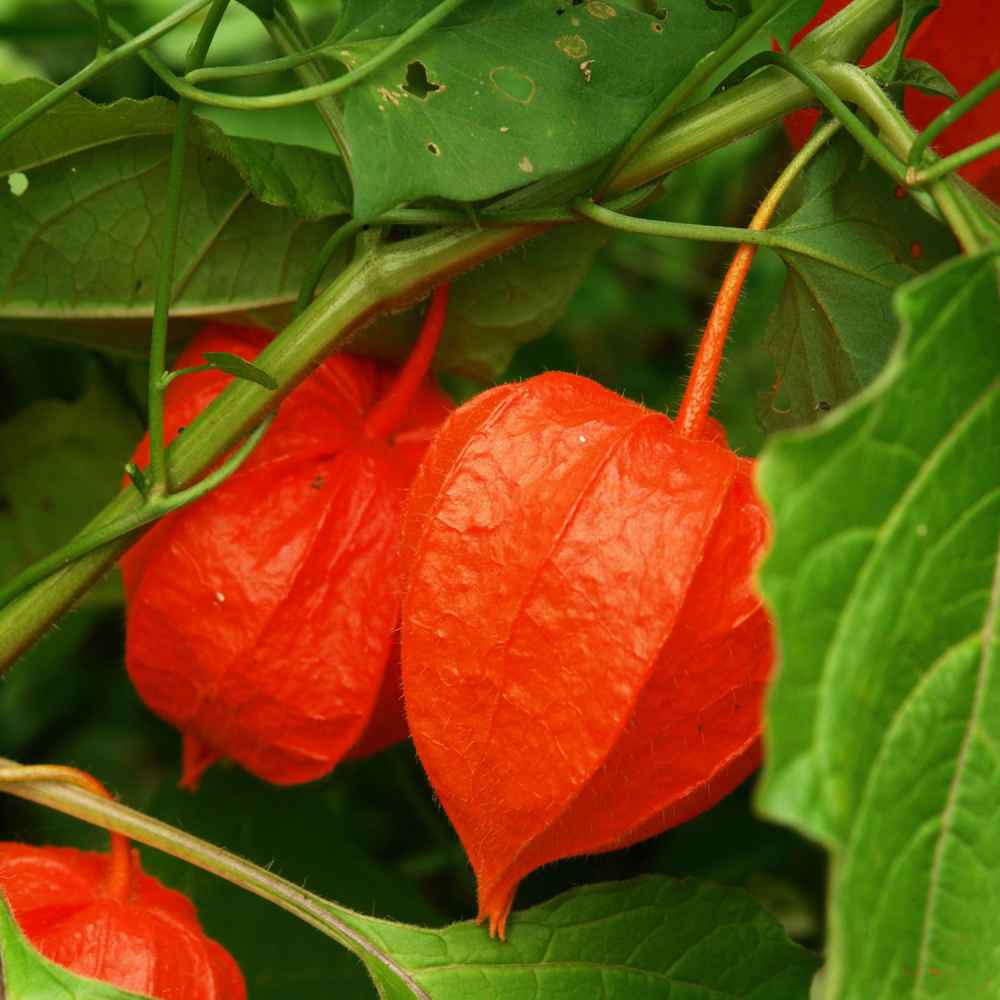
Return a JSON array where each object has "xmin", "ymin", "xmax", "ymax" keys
[
  {"xmin": 677, "ymin": 119, "xmax": 842, "ymax": 439},
  {"xmin": 0, "ymin": 756, "xmax": 430, "ymax": 999},
  {"xmin": 0, "ymin": 765, "xmax": 132, "ymax": 902}
]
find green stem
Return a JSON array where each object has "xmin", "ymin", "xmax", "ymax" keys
[
  {"xmin": 573, "ymin": 200, "xmax": 782, "ymax": 247},
  {"xmin": 265, "ymin": 0, "xmax": 352, "ymax": 170},
  {"xmin": 596, "ymin": 0, "xmax": 799, "ymax": 196},
  {"xmin": 0, "ymin": 0, "xmax": 904, "ymax": 671},
  {"xmin": 94, "ymin": 0, "xmax": 472, "ymax": 113},
  {"xmin": 611, "ymin": 0, "xmax": 903, "ymax": 194},
  {"xmin": 908, "ymin": 132, "xmax": 1000, "ymax": 187},
  {"xmin": 0, "ymin": 0, "xmax": 212, "ymax": 148},
  {"xmin": 0, "ymin": 416, "xmax": 272, "ymax": 611},
  {"xmin": 0, "ymin": 756, "xmax": 430, "ymax": 1000},
  {"xmin": 819, "ymin": 62, "xmax": 986, "ymax": 252},
  {"xmin": 146, "ymin": 0, "xmax": 232, "ymax": 496},
  {"xmin": 908, "ymin": 67, "xmax": 1000, "ymax": 168},
  {"xmin": 186, "ymin": 42, "xmax": 332, "ymax": 84},
  {"xmin": 732, "ymin": 51, "xmax": 908, "ymax": 182}
]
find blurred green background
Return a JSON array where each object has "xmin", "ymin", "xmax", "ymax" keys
[{"xmin": 0, "ymin": 3, "xmax": 820, "ymax": 995}]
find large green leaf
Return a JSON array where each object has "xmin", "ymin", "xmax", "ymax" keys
[
  {"xmin": 0, "ymin": 79, "xmax": 349, "ymax": 353},
  {"xmin": 0, "ymin": 893, "xmax": 147, "ymax": 999},
  {"xmin": 332, "ymin": 0, "xmax": 735, "ymax": 220},
  {"xmin": 341, "ymin": 876, "xmax": 819, "ymax": 999},
  {"xmin": 0, "ymin": 367, "xmax": 142, "ymax": 605},
  {"xmin": 761, "ymin": 134, "xmax": 956, "ymax": 429},
  {"xmin": 0, "ymin": 79, "xmax": 606, "ymax": 379},
  {"xmin": 757, "ymin": 253, "xmax": 1000, "ymax": 998}
]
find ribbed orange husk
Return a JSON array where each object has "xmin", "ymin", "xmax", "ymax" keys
[
  {"xmin": 121, "ymin": 324, "xmax": 452, "ymax": 786},
  {"xmin": 401, "ymin": 373, "xmax": 773, "ymax": 937},
  {"xmin": 0, "ymin": 844, "xmax": 245, "ymax": 999}
]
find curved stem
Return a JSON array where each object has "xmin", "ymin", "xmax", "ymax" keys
[
  {"xmin": 365, "ymin": 284, "xmax": 449, "ymax": 440},
  {"xmin": 0, "ymin": 0, "xmax": 212, "ymax": 149},
  {"xmin": 819, "ymin": 62, "xmax": 987, "ymax": 252},
  {"xmin": 908, "ymin": 67, "xmax": 1000, "ymax": 168},
  {"xmin": 82, "ymin": 0, "xmax": 471, "ymax": 113},
  {"xmin": 572, "ymin": 199, "xmax": 780, "ymax": 247},
  {"xmin": 0, "ymin": 756, "xmax": 430, "ymax": 1000},
  {"xmin": 596, "ymin": 0, "xmax": 798, "ymax": 196},
  {"xmin": 734, "ymin": 51, "xmax": 908, "ymax": 181},
  {"xmin": 0, "ymin": 416, "xmax": 272, "ymax": 611},
  {"xmin": 147, "ymin": 0, "xmax": 232, "ymax": 495},
  {"xmin": 0, "ymin": 766, "xmax": 132, "ymax": 903},
  {"xmin": 676, "ymin": 120, "xmax": 841, "ymax": 439},
  {"xmin": 186, "ymin": 38, "xmax": 334, "ymax": 84}
]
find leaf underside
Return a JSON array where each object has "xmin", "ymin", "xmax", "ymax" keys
[{"xmin": 762, "ymin": 133, "xmax": 956, "ymax": 430}]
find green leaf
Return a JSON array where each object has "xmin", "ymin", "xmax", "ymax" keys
[
  {"xmin": 356, "ymin": 223, "xmax": 608, "ymax": 380},
  {"xmin": 894, "ymin": 58, "xmax": 960, "ymax": 100},
  {"xmin": 757, "ymin": 252, "xmax": 1000, "ymax": 997},
  {"xmin": 202, "ymin": 351, "xmax": 278, "ymax": 389},
  {"xmin": 341, "ymin": 876, "xmax": 819, "ymax": 999},
  {"xmin": 761, "ymin": 133, "xmax": 956, "ymax": 429},
  {"xmin": 0, "ymin": 367, "xmax": 142, "ymax": 606},
  {"xmin": 868, "ymin": 0, "xmax": 938, "ymax": 87},
  {"xmin": 0, "ymin": 892, "xmax": 148, "ymax": 999},
  {"xmin": 333, "ymin": 0, "xmax": 735, "ymax": 220},
  {"xmin": 0, "ymin": 79, "xmax": 350, "ymax": 353}
]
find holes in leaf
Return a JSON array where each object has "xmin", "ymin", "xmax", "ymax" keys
[
  {"xmin": 427, "ymin": 142, "xmax": 441, "ymax": 156},
  {"xmin": 404, "ymin": 61, "xmax": 442, "ymax": 100}
]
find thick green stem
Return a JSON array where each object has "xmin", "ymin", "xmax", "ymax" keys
[
  {"xmin": 0, "ymin": 0, "xmax": 212, "ymax": 148},
  {"xmin": 596, "ymin": 0, "xmax": 798, "ymax": 195},
  {"xmin": 146, "ymin": 0, "xmax": 232, "ymax": 495},
  {"xmin": 612, "ymin": 0, "xmax": 903, "ymax": 193},
  {"xmin": 0, "ymin": 756, "xmax": 430, "ymax": 999},
  {"xmin": 0, "ymin": 0, "xmax": 903, "ymax": 671}
]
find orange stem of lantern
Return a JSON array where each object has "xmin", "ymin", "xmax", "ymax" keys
[
  {"xmin": 676, "ymin": 120, "xmax": 841, "ymax": 440},
  {"xmin": 365, "ymin": 284, "xmax": 450, "ymax": 441},
  {"xmin": 0, "ymin": 765, "xmax": 133, "ymax": 902}
]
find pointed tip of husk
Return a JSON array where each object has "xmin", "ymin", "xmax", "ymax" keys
[
  {"xmin": 180, "ymin": 732, "xmax": 222, "ymax": 791},
  {"xmin": 477, "ymin": 883, "xmax": 516, "ymax": 941}
]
